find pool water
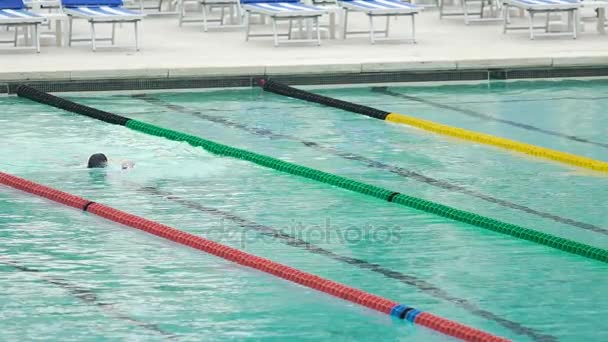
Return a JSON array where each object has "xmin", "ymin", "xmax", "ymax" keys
[{"xmin": 1, "ymin": 79, "xmax": 607, "ymax": 341}]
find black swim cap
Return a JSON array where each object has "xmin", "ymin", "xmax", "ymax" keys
[{"xmin": 87, "ymin": 153, "xmax": 108, "ymax": 168}]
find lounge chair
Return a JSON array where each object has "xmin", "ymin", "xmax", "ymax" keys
[
  {"xmin": 339, "ymin": 0, "xmax": 420, "ymax": 44},
  {"xmin": 582, "ymin": 0, "xmax": 607, "ymax": 34},
  {"xmin": 124, "ymin": 0, "xmax": 178, "ymax": 14},
  {"xmin": 439, "ymin": 0, "xmax": 503, "ymax": 24},
  {"xmin": 61, "ymin": 0, "xmax": 144, "ymax": 51},
  {"xmin": 310, "ymin": 0, "xmax": 340, "ymax": 38},
  {"xmin": 178, "ymin": 0, "xmax": 242, "ymax": 31},
  {"xmin": 502, "ymin": 0, "xmax": 581, "ymax": 39},
  {"xmin": 0, "ymin": 0, "xmax": 46, "ymax": 52},
  {"xmin": 242, "ymin": 0, "xmax": 327, "ymax": 46}
]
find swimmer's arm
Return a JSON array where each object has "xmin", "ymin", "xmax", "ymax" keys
[{"xmin": 121, "ymin": 161, "xmax": 135, "ymax": 170}]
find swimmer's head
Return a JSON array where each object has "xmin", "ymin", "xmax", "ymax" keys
[{"xmin": 87, "ymin": 153, "xmax": 108, "ymax": 168}]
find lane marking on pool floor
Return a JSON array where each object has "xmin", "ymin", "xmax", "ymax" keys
[
  {"xmin": 259, "ymin": 79, "xmax": 608, "ymax": 174},
  {"xmin": 422, "ymin": 95, "xmax": 608, "ymax": 106},
  {"xmin": 15, "ymin": 85, "xmax": 608, "ymax": 265},
  {"xmin": 140, "ymin": 185, "xmax": 556, "ymax": 342},
  {"xmin": 0, "ymin": 256, "xmax": 175, "ymax": 338},
  {"xmin": 371, "ymin": 87, "xmax": 608, "ymax": 150},
  {"xmin": 0, "ymin": 171, "xmax": 509, "ymax": 342},
  {"xmin": 133, "ymin": 94, "xmax": 607, "ymax": 236}
]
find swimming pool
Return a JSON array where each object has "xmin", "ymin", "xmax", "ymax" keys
[{"xmin": 1, "ymin": 79, "xmax": 607, "ymax": 341}]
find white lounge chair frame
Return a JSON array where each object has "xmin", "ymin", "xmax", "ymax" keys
[
  {"xmin": 582, "ymin": 0, "xmax": 607, "ymax": 34},
  {"xmin": 0, "ymin": 4, "xmax": 46, "ymax": 52},
  {"xmin": 502, "ymin": 0, "xmax": 580, "ymax": 39},
  {"xmin": 243, "ymin": 2, "xmax": 326, "ymax": 47},
  {"xmin": 125, "ymin": 0, "xmax": 178, "ymax": 15},
  {"xmin": 439, "ymin": 0, "xmax": 503, "ymax": 24},
  {"xmin": 61, "ymin": 5, "xmax": 144, "ymax": 51},
  {"xmin": 178, "ymin": 0, "xmax": 243, "ymax": 30},
  {"xmin": 340, "ymin": 0, "xmax": 419, "ymax": 44},
  {"xmin": 310, "ymin": 0, "xmax": 340, "ymax": 39}
]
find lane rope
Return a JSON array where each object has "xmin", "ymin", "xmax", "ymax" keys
[
  {"xmin": 133, "ymin": 95, "xmax": 606, "ymax": 236},
  {"xmin": 259, "ymin": 79, "xmax": 608, "ymax": 174},
  {"xmin": 0, "ymin": 171, "xmax": 509, "ymax": 342},
  {"xmin": 371, "ymin": 87, "xmax": 608, "ymax": 150},
  {"xmin": 141, "ymin": 185, "xmax": 556, "ymax": 342},
  {"xmin": 15, "ymin": 85, "xmax": 608, "ymax": 264}
]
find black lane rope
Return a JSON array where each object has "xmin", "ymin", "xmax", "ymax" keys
[
  {"xmin": 371, "ymin": 86, "xmax": 608, "ymax": 149},
  {"xmin": 133, "ymin": 95, "xmax": 608, "ymax": 236},
  {"xmin": 258, "ymin": 80, "xmax": 391, "ymax": 120},
  {"xmin": 0, "ymin": 257, "xmax": 175, "ymax": 338},
  {"xmin": 140, "ymin": 185, "xmax": 557, "ymax": 342}
]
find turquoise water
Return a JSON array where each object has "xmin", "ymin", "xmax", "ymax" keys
[{"xmin": 1, "ymin": 79, "xmax": 608, "ymax": 341}]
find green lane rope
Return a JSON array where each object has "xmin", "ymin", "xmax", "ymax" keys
[{"xmin": 126, "ymin": 119, "xmax": 608, "ymax": 264}]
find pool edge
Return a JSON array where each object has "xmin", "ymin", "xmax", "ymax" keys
[{"xmin": 3, "ymin": 58, "xmax": 608, "ymax": 93}]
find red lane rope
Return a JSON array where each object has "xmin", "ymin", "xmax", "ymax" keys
[{"xmin": 0, "ymin": 171, "xmax": 509, "ymax": 342}]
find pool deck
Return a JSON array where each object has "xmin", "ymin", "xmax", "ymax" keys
[{"xmin": 1, "ymin": 7, "xmax": 607, "ymax": 84}]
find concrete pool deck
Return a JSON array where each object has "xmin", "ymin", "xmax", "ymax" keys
[{"xmin": 1, "ymin": 7, "xmax": 607, "ymax": 85}]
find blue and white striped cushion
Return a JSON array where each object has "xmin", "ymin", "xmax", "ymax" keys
[
  {"xmin": 247, "ymin": 2, "xmax": 323, "ymax": 12},
  {"xmin": 0, "ymin": 8, "xmax": 43, "ymax": 19},
  {"xmin": 345, "ymin": 0, "xmax": 418, "ymax": 10},
  {"xmin": 68, "ymin": 5, "xmax": 141, "ymax": 17}
]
